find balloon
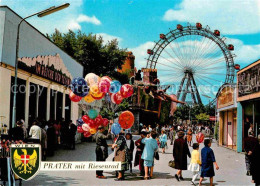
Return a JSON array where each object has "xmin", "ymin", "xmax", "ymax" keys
[
  {"xmin": 77, "ymin": 126, "xmax": 84, "ymax": 133},
  {"xmin": 94, "ymin": 115, "xmax": 103, "ymax": 127},
  {"xmin": 120, "ymin": 84, "xmax": 134, "ymax": 98},
  {"xmin": 89, "ymin": 128, "xmax": 97, "ymax": 134},
  {"xmin": 70, "ymin": 77, "xmax": 89, "ymax": 97},
  {"xmin": 82, "ymin": 123, "xmax": 90, "ymax": 132},
  {"xmin": 82, "ymin": 115, "xmax": 90, "ymax": 123},
  {"xmin": 85, "ymin": 73, "xmax": 100, "ymax": 86},
  {"xmin": 196, "ymin": 132, "xmax": 205, "ymax": 143},
  {"xmin": 90, "ymin": 84, "xmax": 104, "ymax": 99},
  {"xmin": 84, "ymin": 94, "xmax": 95, "ymax": 103},
  {"xmin": 76, "ymin": 118, "xmax": 84, "ymax": 126},
  {"xmin": 111, "ymin": 93, "xmax": 123, "ymax": 104},
  {"xmin": 118, "ymin": 111, "xmax": 135, "ymax": 129},
  {"xmin": 99, "ymin": 79, "xmax": 111, "ymax": 93},
  {"xmin": 111, "ymin": 122, "xmax": 121, "ymax": 135},
  {"xmin": 69, "ymin": 90, "xmax": 82, "ymax": 102},
  {"xmin": 86, "ymin": 119, "xmax": 96, "ymax": 129},
  {"xmin": 101, "ymin": 76, "xmax": 112, "ymax": 82},
  {"xmin": 83, "ymin": 131, "xmax": 92, "ymax": 138},
  {"xmin": 88, "ymin": 109, "xmax": 98, "ymax": 119},
  {"xmin": 109, "ymin": 80, "xmax": 121, "ymax": 93},
  {"xmin": 102, "ymin": 118, "xmax": 109, "ymax": 127}
]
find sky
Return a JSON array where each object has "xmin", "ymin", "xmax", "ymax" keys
[{"xmin": 1, "ymin": 0, "xmax": 260, "ymax": 103}]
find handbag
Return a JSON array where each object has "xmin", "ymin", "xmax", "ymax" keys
[
  {"xmin": 114, "ymin": 148, "xmax": 126, "ymax": 162},
  {"xmin": 168, "ymin": 160, "xmax": 175, "ymax": 168},
  {"xmin": 154, "ymin": 151, "xmax": 159, "ymax": 160}
]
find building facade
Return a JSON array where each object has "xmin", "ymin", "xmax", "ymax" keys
[
  {"xmin": 217, "ymin": 83, "xmax": 237, "ymax": 151},
  {"xmin": 0, "ymin": 6, "xmax": 83, "ymax": 129},
  {"xmin": 237, "ymin": 59, "xmax": 260, "ymax": 152}
]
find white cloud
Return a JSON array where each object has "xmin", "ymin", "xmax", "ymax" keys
[
  {"xmin": 96, "ymin": 33, "xmax": 122, "ymax": 44},
  {"xmin": 129, "ymin": 42, "xmax": 155, "ymax": 69},
  {"xmin": 77, "ymin": 14, "xmax": 101, "ymax": 25},
  {"xmin": 163, "ymin": 0, "xmax": 260, "ymax": 35},
  {"xmin": 67, "ymin": 20, "xmax": 81, "ymax": 30}
]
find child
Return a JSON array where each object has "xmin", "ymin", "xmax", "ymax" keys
[
  {"xmin": 199, "ymin": 139, "xmax": 219, "ymax": 186},
  {"xmin": 188, "ymin": 143, "xmax": 201, "ymax": 185},
  {"xmin": 159, "ymin": 130, "xmax": 167, "ymax": 153},
  {"xmin": 125, "ymin": 133, "xmax": 134, "ymax": 173}
]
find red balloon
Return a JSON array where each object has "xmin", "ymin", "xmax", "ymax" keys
[
  {"xmin": 94, "ymin": 115, "xmax": 103, "ymax": 127},
  {"xmin": 69, "ymin": 90, "xmax": 82, "ymax": 102},
  {"xmin": 86, "ymin": 119, "xmax": 96, "ymax": 129},
  {"xmin": 99, "ymin": 79, "xmax": 111, "ymax": 93},
  {"xmin": 82, "ymin": 115, "xmax": 90, "ymax": 123},
  {"xmin": 118, "ymin": 111, "xmax": 134, "ymax": 129},
  {"xmin": 111, "ymin": 93, "xmax": 123, "ymax": 104},
  {"xmin": 102, "ymin": 118, "xmax": 109, "ymax": 127},
  {"xmin": 196, "ymin": 133, "xmax": 205, "ymax": 143},
  {"xmin": 77, "ymin": 126, "xmax": 84, "ymax": 133},
  {"xmin": 83, "ymin": 131, "xmax": 92, "ymax": 138},
  {"xmin": 120, "ymin": 84, "xmax": 134, "ymax": 98}
]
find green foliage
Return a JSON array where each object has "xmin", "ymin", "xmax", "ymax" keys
[
  {"xmin": 159, "ymin": 101, "xmax": 171, "ymax": 124},
  {"xmin": 214, "ymin": 121, "xmax": 219, "ymax": 140},
  {"xmin": 195, "ymin": 113, "xmax": 210, "ymax": 122},
  {"xmin": 48, "ymin": 29, "xmax": 128, "ymax": 81}
]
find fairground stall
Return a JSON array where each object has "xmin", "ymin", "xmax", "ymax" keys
[
  {"xmin": 237, "ymin": 59, "xmax": 260, "ymax": 152},
  {"xmin": 0, "ymin": 6, "xmax": 83, "ymax": 130},
  {"xmin": 216, "ymin": 83, "xmax": 237, "ymax": 151}
]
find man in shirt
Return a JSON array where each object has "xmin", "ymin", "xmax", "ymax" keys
[{"xmin": 29, "ymin": 121, "xmax": 41, "ymax": 144}]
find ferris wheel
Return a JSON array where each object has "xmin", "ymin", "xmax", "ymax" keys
[{"xmin": 146, "ymin": 23, "xmax": 239, "ymax": 105}]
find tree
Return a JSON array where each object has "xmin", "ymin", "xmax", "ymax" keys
[
  {"xmin": 47, "ymin": 29, "xmax": 128, "ymax": 82},
  {"xmin": 195, "ymin": 113, "xmax": 210, "ymax": 122}
]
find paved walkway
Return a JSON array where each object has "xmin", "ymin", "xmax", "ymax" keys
[{"xmin": 23, "ymin": 136, "xmax": 252, "ymax": 186}]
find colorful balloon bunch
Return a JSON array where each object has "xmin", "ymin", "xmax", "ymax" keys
[
  {"xmin": 69, "ymin": 73, "xmax": 134, "ymax": 104},
  {"xmin": 76, "ymin": 110, "xmax": 109, "ymax": 138},
  {"xmin": 196, "ymin": 132, "xmax": 205, "ymax": 143}
]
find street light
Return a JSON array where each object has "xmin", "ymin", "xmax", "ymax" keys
[{"xmin": 11, "ymin": 3, "xmax": 70, "ymax": 128}]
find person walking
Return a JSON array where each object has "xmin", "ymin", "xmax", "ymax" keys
[
  {"xmin": 94, "ymin": 126, "xmax": 111, "ymax": 179},
  {"xmin": 159, "ymin": 130, "xmax": 167, "ymax": 153},
  {"xmin": 250, "ymin": 135, "xmax": 260, "ymax": 185},
  {"xmin": 169, "ymin": 128, "xmax": 175, "ymax": 145},
  {"xmin": 187, "ymin": 129, "xmax": 193, "ymax": 147},
  {"xmin": 188, "ymin": 143, "xmax": 201, "ymax": 185},
  {"xmin": 199, "ymin": 139, "xmax": 219, "ymax": 186},
  {"xmin": 134, "ymin": 131, "xmax": 146, "ymax": 176},
  {"xmin": 40, "ymin": 124, "xmax": 47, "ymax": 160},
  {"xmin": 125, "ymin": 133, "xmax": 134, "ymax": 173},
  {"xmin": 141, "ymin": 131, "xmax": 158, "ymax": 180},
  {"xmin": 112, "ymin": 133, "xmax": 129, "ymax": 181},
  {"xmin": 244, "ymin": 132, "xmax": 258, "ymax": 176},
  {"xmin": 173, "ymin": 131, "xmax": 191, "ymax": 181},
  {"xmin": 28, "ymin": 121, "xmax": 42, "ymax": 144},
  {"xmin": 47, "ymin": 121, "xmax": 56, "ymax": 156},
  {"xmin": 68, "ymin": 120, "xmax": 77, "ymax": 150}
]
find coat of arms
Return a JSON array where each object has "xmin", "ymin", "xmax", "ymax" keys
[{"xmin": 10, "ymin": 144, "xmax": 41, "ymax": 180}]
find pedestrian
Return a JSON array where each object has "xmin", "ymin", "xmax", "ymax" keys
[
  {"xmin": 173, "ymin": 131, "xmax": 191, "ymax": 181},
  {"xmin": 112, "ymin": 132, "xmax": 129, "ymax": 181},
  {"xmin": 141, "ymin": 131, "xmax": 159, "ymax": 180},
  {"xmin": 169, "ymin": 128, "xmax": 175, "ymax": 145},
  {"xmin": 125, "ymin": 133, "xmax": 134, "ymax": 173},
  {"xmin": 20, "ymin": 119, "xmax": 27, "ymax": 139},
  {"xmin": 47, "ymin": 121, "xmax": 56, "ymax": 156},
  {"xmin": 187, "ymin": 129, "xmax": 193, "ymax": 147},
  {"xmin": 188, "ymin": 143, "xmax": 201, "ymax": 185},
  {"xmin": 40, "ymin": 124, "xmax": 47, "ymax": 160},
  {"xmin": 68, "ymin": 120, "xmax": 77, "ymax": 150},
  {"xmin": 159, "ymin": 130, "xmax": 167, "ymax": 153},
  {"xmin": 9, "ymin": 120, "xmax": 25, "ymax": 142},
  {"xmin": 244, "ymin": 131, "xmax": 258, "ymax": 176},
  {"xmin": 28, "ymin": 121, "xmax": 42, "ymax": 144},
  {"xmin": 134, "ymin": 131, "xmax": 146, "ymax": 176},
  {"xmin": 148, "ymin": 125, "xmax": 152, "ymax": 132},
  {"xmin": 199, "ymin": 139, "xmax": 219, "ymax": 186},
  {"xmin": 94, "ymin": 126, "xmax": 111, "ymax": 179},
  {"xmin": 156, "ymin": 124, "xmax": 160, "ymax": 137},
  {"xmin": 250, "ymin": 135, "xmax": 260, "ymax": 186}
]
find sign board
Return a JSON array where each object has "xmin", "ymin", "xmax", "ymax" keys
[
  {"xmin": 18, "ymin": 54, "xmax": 72, "ymax": 86},
  {"xmin": 217, "ymin": 86, "xmax": 234, "ymax": 109}
]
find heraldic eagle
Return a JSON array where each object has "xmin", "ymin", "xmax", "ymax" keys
[{"xmin": 13, "ymin": 149, "xmax": 37, "ymax": 174}]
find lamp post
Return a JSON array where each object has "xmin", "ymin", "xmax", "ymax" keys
[{"xmin": 11, "ymin": 3, "xmax": 70, "ymax": 128}]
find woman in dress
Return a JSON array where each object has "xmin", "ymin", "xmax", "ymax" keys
[
  {"xmin": 159, "ymin": 130, "xmax": 167, "ymax": 153},
  {"xmin": 187, "ymin": 129, "xmax": 193, "ymax": 147},
  {"xmin": 112, "ymin": 133, "xmax": 129, "ymax": 181},
  {"xmin": 125, "ymin": 133, "xmax": 134, "ymax": 173},
  {"xmin": 199, "ymin": 139, "xmax": 219, "ymax": 186},
  {"xmin": 173, "ymin": 131, "xmax": 191, "ymax": 181},
  {"xmin": 141, "ymin": 131, "xmax": 159, "ymax": 180}
]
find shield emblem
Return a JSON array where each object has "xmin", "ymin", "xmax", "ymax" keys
[{"xmin": 10, "ymin": 144, "xmax": 41, "ymax": 180}]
